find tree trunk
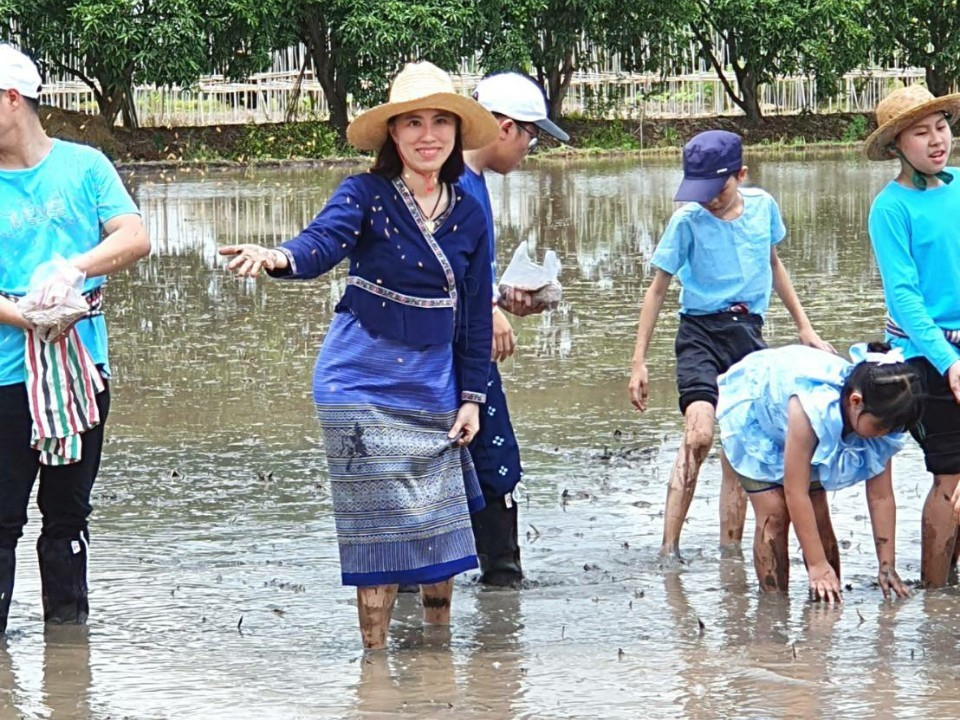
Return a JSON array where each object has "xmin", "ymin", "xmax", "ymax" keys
[
  {"xmin": 690, "ymin": 24, "xmax": 759, "ymax": 123},
  {"xmin": 545, "ymin": 50, "xmax": 575, "ymax": 121},
  {"xmin": 729, "ymin": 62, "xmax": 763, "ymax": 125},
  {"xmin": 95, "ymin": 69, "xmax": 138, "ymax": 129},
  {"xmin": 95, "ymin": 87, "xmax": 124, "ymax": 127},
  {"xmin": 300, "ymin": 14, "xmax": 349, "ymax": 140},
  {"xmin": 739, "ymin": 69, "xmax": 763, "ymax": 125},
  {"xmin": 926, "ymin": 66, "xmax": 951, "ymax": 97},
  {"xmin": 120, "ymin": 89, "xmax": 139, "ymax": 130}
]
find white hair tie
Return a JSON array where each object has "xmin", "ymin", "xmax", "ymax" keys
[{"xmin": 865, "ymin": 347, "xmax": 906, "ymax": 365}]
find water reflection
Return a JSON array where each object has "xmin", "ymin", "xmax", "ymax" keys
[{"xmin": 3, "ymin": 154, "xmax": 957, "ymax": 718}]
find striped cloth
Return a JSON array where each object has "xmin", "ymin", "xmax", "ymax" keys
[
  {"xmin": 2, "ymin": 288, "xmax": 105, "ymax": 465},
  {"xmin": 886, "ymin": 315, "xmax": 960, "ymax": 345},
  {"xmin": 314, "ymin": 312, "xmax": 483, "ymax": 587}
]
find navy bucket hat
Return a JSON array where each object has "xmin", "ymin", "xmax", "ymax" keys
[{"xmin": 674, "ymin": 130, "xmax": 743, "ymax": 203}]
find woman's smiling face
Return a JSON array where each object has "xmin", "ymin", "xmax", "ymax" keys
[{"xmin": 388, "ymin": 109, "xmax": 458, "ymax": 176}]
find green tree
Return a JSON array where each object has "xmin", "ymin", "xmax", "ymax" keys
[
  {"xmin": 283, "ymin": 0, "xmax": 489, "ymax": 139},
  {"xmin": 0, "ymin": 0, "xmax": 276, "ymax": 128},
  {"xmin": 688, "ymin": 0, "xmax": 869, "ymax": 124},
  {"xmin": 865, "ymin": 0, "xmax": 960, "ymax": 96},
  {"xmin": 481, "ymin": 0, "xmax": 686, "ymax": 120}
]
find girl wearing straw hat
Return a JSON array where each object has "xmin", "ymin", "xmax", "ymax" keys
[
  {"xmin": 219, "ymin": 61, "xmax": 499, "ymax": 648},
  {"xmin": 865, "ymin": 83, "xmax": 960, "ymax": 587}
]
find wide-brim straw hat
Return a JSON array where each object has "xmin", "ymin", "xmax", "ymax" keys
[
  {"xmin": 864, "ymin": 84, "xmax": 960, "ymax": 161},
  {"xmin": 347, "ymin": 61, "xmax": 499, "ymax": 152}
]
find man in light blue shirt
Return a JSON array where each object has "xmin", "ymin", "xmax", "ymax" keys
[{"xmin": 0, "ymin": 45, "xmax": 150, "ymax": 634}]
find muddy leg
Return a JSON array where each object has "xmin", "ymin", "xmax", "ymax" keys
[
  {"xmin": 748, "ymin": 489, "xmax": 791, "ymax": 593},
  {"xmin": 357, "ymin": 585, "xmax": 398, "ymax": 650},
  {"xmin": 660, "ymin": 401, "xmax": 715, "ymax": 559},
  {"xmin": 420, "ymin": 578, "xmax": 454, "ymax": 625},
  {"xmin": 921, "ymin": 474, "xmax": 960, "ymax": 588},
  {"xmin": 809, "ymin": 489, "xmax": 840, "ymax": 579},
  {"xmin": 719, "ymin": 451, "xmax": 747, "ymax": 551},
  {"xmin": 949, "ymin": 528, "xmax": 960, "ymax": 586}
]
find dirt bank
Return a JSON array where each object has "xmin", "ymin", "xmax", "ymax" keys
[{"xmin": 40, "ymin": 106, "xmax": 875, "ymax": 164}]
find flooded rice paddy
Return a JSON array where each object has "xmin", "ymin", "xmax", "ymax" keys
[{"xmin": 2, "ymin": 152, "xmax": 960, "ymax": 719}]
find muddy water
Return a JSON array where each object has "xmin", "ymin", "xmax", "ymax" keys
[{"xmin": 2, "ymin": 153, "xmax": 960, "ymax": 719}]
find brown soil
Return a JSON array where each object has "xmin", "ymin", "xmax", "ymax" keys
[{"xmin": 39, "ymin": 105, "xmax": 875, "ymax": 165}]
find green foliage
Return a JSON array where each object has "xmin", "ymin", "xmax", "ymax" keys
[
  {"xmin": 0, "ymin": 0, "xmax": 279, "ymax": 127},
  {"xmin": 233, "ymin": 121, "xmax": 345, "ymax": 160},
  {"xmin": 864, "ymin": 0, "xmax": 960, "ymax": 96},
  {"xmin": 659, "ymin": 125, "xmax": 680, "ymax": 147},
  {"xmin": 687, "ymin": 0, "xmax": 870, "ymax": 122},
  {"xmin": 282, "ymin": 0, "xmax": 491, "ymax": 135},
  {"xmin": 578, "ymin": 120, "xmax": 641, "ymax": 149},
  {"xmin": 841, "ymin": 114, "xmax": 869, "ymax": 142},
  {"xmin": 481, "ymin": 0, "xmax": 688, "ymax": 119}
]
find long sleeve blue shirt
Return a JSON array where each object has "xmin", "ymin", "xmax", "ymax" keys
[
  {"xmin": 868, "ymin": 173, "xmax": 960, "ymax": 374},
  {"xmin": 274, "ymin": 172, "xmax": 493, "ymax": 401}
]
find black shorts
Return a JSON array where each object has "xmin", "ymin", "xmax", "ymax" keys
[
  {"xmin": 675, "ymin": 312, "xmax": 766, "ymax": 415},
  {"xmin": 908, "ymin": 357, "xmax": 960, "ymax": 475}
]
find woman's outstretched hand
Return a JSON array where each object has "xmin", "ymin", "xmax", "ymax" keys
[{"xmin": 219, "ymin": 244, "xmax": 288, "ymax": 278}]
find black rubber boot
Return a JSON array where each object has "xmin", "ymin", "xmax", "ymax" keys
[
  {"xmin": 0, "ymin": 548, "xmax": 14, "ymax": 634},
  {"xmin": 37, "ymin": 534, "xmax": 89, "ymax": 625},
  {"xmin": 471, "ymin": 494, "xmax": 523, "ymax": 588}
]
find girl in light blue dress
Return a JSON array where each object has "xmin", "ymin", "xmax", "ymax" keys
[{"xmin": 717, "ymin": 343, "xmax": 923, "ymax": 602}]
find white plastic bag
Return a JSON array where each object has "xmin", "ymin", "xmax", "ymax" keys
[
  {"xmin": 498, "ymin": 241, "xmax": 562, "ymax": 310},
  {"xmin": 18, "ymin": 257, "xmax": 88, "ymax": 343}
]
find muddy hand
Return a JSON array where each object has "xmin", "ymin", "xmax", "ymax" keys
[
  {"xmin": 808, "ymin": 563, "xmax": 843, "ymax": 604},
  {"xmin": 499, "ymin": 287, "xmax": 539, "ymax": 317},
  {"xmin": 628, "ymin": 362, "xmax": 649, "ymax": 412},
  {"xmin": 878, "ymin": 563, "xmax": 910, "ymax": 599},
  {"xmin": 219, "ymin": 244, "xmax": 286, "ymax": 278}
]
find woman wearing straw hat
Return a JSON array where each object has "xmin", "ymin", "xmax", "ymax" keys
[
  {"xmin": 865, "ymin": 84, "xmax": 960, "ymax": 588},
  {"xmin": 219, "ymin": 61, "xmax": 499, "ymax": 648}
]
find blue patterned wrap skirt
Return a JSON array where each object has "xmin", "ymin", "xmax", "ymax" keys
[{"xmin": 314, "ymin": 311, "xmax": 484, "ymax": 586}]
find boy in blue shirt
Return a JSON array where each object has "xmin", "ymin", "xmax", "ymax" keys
[
  {"xmin": 628, "ymin": 130, "xmax": 831, "ymax": 561},
  {"xmin": 865, "ymin": 84, "xmax": 960, "ymax": 587},
  {"xmin": 460, "ymin": 72, "xmax": 569, "ymax": 587},
  {"xmin": 0, "ymin": 45, "xmax": 150, "ymax": 634}
]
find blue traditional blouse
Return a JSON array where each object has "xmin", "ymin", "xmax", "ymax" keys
[
  {"xmin": 716, "ymin": 345, "xmax": 906, "ymax": 491},
  {"xmin": 272, "ymin": 172, "xmax": 493, "ymax": 401}
]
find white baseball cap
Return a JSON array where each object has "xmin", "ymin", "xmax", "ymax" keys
[
  {"xmin": 473, "ymin": 72, "xmax": 569, "ymax": 142},
  {"xmin": 0, "ymin": 44, "xmax": 42, "ymax": 99}
]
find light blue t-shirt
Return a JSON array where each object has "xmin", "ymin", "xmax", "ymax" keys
[
  {"xmin": 0, "ymin": 139, "xmax": 140, "ymax": 385},
  {"xmin": 868, "ymin": 172, "xmax": 960, "ymax": 374},
  {"xmin": 457, "ymin": 166, "xmax": 497, "ymax": 292},
  {"xmin": 650, "ymin": 187, "xmax": 786, "ymax": 316},
  {"xmin": 717, "ymin": 345, "xmax": 906, "ymax": 490}
]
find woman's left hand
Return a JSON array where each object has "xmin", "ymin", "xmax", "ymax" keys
[
  {"xmin": 449, "ymin": 402, "xmax": 480, "ymax": 447},
  {"xmin": 878, "ymin": 562, "xmax": 910, "ymax": 599},
  {"xmin": 798, "ymin": 327, "xmax": 836, "ymax": 354}
]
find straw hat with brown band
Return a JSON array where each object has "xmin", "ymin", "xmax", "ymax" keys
[
  {"xmin": 347, "ymin": 61, "xmax": 499, "ymax": 152},
  {"xmin": 864, "ymin": 84, "xmax": 960, "ymax": 161}
]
